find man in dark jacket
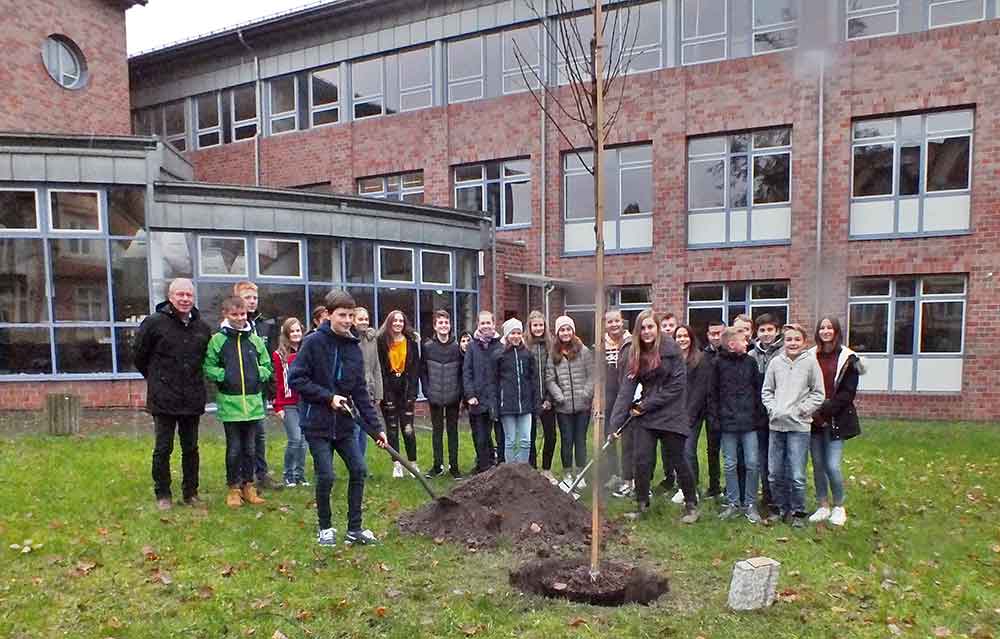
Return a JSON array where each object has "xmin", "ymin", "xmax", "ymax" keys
[
  {"xmin": 462, "ymin": 310, "xmax": 503, "ymax": 473},
  {"xmin": 288, "ymin": 289, "xmax": 388, "ymax": 547},
  {"xmin": 133, "ymin": 278, "xmax": 212, "ymax": 510},
  {"xmin": 696, "ymin": 319, "xmax": 726, "ymax": 499},
  {"xmin": 420, "ymin": 309, "xmax": 464, "ymax": 478},
  {"xmin": 749, "ymin": 313, "xmax": 784, "ymax": 515}
]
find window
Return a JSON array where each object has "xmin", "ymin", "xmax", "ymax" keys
[
  {"xmin": 256, "ymin": 238, "xmax": 302, "ymax": 278},
  {"xmin": 41, "ymin": 35, "xmax": 86, "ymax": 89},
  {"xmin": 378, "ymin": 246, "xmax": 414, "ymax": 283},
  {"xmin": 686, "ymin": 281, "xmax": 789, "ymax": 342},
  {"xmin": 928, "ymin": 0, "xmax": 985, "ymax": 28},
  {"xmin": 752, "ymin": 0, "xmax": 799, "ymax": 54},
  {"xmin": 357, "ymin": 171, "xmax": 424, "ymax": 204},
  {"xmin": 310, "ymin": 65, "xmax": 340, "ymax": 126},
  {"xmin": 163, "ymin": 101, "xmax": 187, "ymax": 152},
  {"xmin": 231, "ymin": 85, "xmax": 258, "ymax": 140},
  {"xmin": 195, "ymin": 92, "xmax": 222, "ymax": 149},
  {"xmin": 846, "ymin": 0, "xmax": 899, "ymax": 40},
  {"xmin": 850, "ymin": 109, "xmax": 972, "ymax": 237},
  {"xmin": 848, "ymin": 275, "xmax": 966, "ymax": 392},
  {"xmin": 268, "ymin": 76, "xmax": 297, "ymax": 134},
  {"xmin": 687, "ymin": 127, "xmax": 791, "ymax": 246},
  {"xmin": 421, "ymin": 250, "xmax": 452, "ymax": 286},
  {"xmin": 454, "ymin": 159, "xmax": 531, "ymax": 228},
  {"xmin": 610, "ymin": 1, "xmax": 663, "ymax": 74},
  {"xmin": 198, "ymin": 236, "xmax": 247, "ymax": 277},
  {"xmin": 0, "ymin": 189, "xmax": 39, "ymax": 231},
  {"xmin": 50, "ymin": 190, "xmax": 101, "ymax": 232},
  {"xmin": 353, "ymin": 57, "xmax": 385, "ymax": 119},
  {"xmin": 399, "ymin": 47, "xmax": 433, "ymax": 111},
  {"xmin": 448, "ymin": 37, "xmax": 484, "ymax": 103},
  {"xmin": 681, "ymin": 0, "xmax": 727, "ymax": 65},
  {"xmin": 563, "ymin": 144, "xmax": 653, "ymax": 254},
  {"xmin": 503, "ymin": 25, "xmax": 542, "ymax": 94},
  {"xmin": 562, "ymin": 285, "xmax": 653, "ymax": 345}
]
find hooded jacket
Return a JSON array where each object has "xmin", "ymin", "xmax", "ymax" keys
[
  {"xmin": 604, "ymin": 331, "xmax": 632, "ymax": 418},
  {"xmin": 762, "ymin": 350, "xmax": 826, "ymax": 433},
  {"xmin": 421, "ymin": 334, "xmax": 463, "ymax": 406},
  {"xmin": 377, "ymin": 332, "xmax": 420, "ymax": 403},
  {"xmin": 271, "ymin": 349, "xmax": 300, "ymax": 413},
  {"xmin": 356, "ymin": 327, "xmax": 383, "ymax": 402},
  {"xmin": 133, "ymin": 300, "xmax": 213, "ymax": 416},
  {"xmin": 463, "ymin": 329, "xmax": 502, "ymax": 416},
  {"xmin": 203, "ymin": 320, "xmax": 273, "ymax": 423},
  {"xmin": 808, "ymin": 345, "xmax": 865, "ymax": 441},
  {"xmin": 545, "ymin": 340, "xmax": 595, "ymax": 415},
  {"xmin": 707, "ymin": 349, "xmax": 763, "ymax": 433},
  {"xmin": 528, "ymin": 338, "xmax": 552, "ymax": 405},
  {"xmin": 288, "ymin": 322, "xmax": 384, "ymax": 440},
  {"xmin": 494, "ymin": 343, "xmax": 538, "ymax": 416},
  {"xmin": 609, "ymin": 339, "xmax": 688, "ymax": 436},
  {"xmin": 684, "ymin": 352, "xmax": 712, "ymax": 430},
  {"xmin": 750, "ymin": 335, "xmax": 785, "ymax": 376}
]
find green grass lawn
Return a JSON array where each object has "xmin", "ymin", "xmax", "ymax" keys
[{"xmin": 1, "ymin": 415, "xmax": 998, "ymax": 639}]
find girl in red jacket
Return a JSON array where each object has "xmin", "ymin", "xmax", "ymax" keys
[{"xmin": 273, "ymin": 318, "xmax": 307, "ymax": 487}]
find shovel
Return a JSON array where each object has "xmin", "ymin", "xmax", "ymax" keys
[{"xmin": 558, "ymin": 411, "xmax": 637, "ymax": 500}]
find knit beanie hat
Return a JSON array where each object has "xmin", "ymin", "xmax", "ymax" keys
[
  {"xmin": 554, "ymin": 315, "xmax": 576, "ymax": 334},
  {"xmin": 501, "ymin": 318, "xmax": 523, "ymax": 342}
]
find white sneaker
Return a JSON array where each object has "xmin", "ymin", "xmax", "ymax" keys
[
  {"xmin": 828, "ymin": 506, "xmax": 847, "ymax": 526},
  {"xmin": 809, "ymin": 506, "xmax": 832, "ymax": 523},
  {"xmin": 671, "ymin": 489, "xmax": 685, "ymax": 505},
  {"xmin": 317, "ymin": 527, "xmax": 336, "ymax": 547},
  {"xmin": 604, "ymin": 474, "xmax": 621, "ymax": 490},
  {"xmin": 392, "ymin": 461, "xmax": 404, "ymax": 478},
  {"xmin": 612, "ymin": 481, "xmax": 633, "ymax": 498},
  {"xmin": 408, "ymin": 463, "xmax": 420, "ymax": 478}
]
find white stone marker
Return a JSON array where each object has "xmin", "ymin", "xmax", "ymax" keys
[{"xmin": 727, "ymin": 556, "xmax": 780, "ymax": 611}]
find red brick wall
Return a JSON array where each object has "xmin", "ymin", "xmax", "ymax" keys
[
  {"xmin": 180, "ymin": 22, "xmax": 1000, "ymax": 421},
  {"xmin": 0, "ymin": 0, "xmax": 131, "ymax": 135},
  {"xmin": 0, "ymin": 380, "xmax": 146, "ymax": 411}
]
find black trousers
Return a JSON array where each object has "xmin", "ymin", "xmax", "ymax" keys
[
  {"xmin": 429, "ymin": 402, "xmax": 460, "ymax": 470},
  {"xmin": 531, "ymin": 409, "xmax": 557, "ymax": 470},
  {"xmin": 254, "ymin": 419, "xmax": 269, "ymax": 480},
  {"xmin": 306, "ymin": 433, "xmax": 366, "ymax": 532},
  {"xmin": 223, "ymin": 421, "xmax": 257, "ymax": 487},
  {"xmin": 635, "ymin": 428, "xmax": 697, "ymax": 507},
  {"xmin": 469, "ymin": 412, "xmax": 498, "ymax": 472},
  {"xmin": 381, "ymin": 388, "xmax": 417, "ymax": 462},
  {"xmin": 556, "ymin": 411, "xmax": 589, "ymax": 471},
  {"xmin": 758, "ymin": 427, "xmax": 774, "ymax": 507},
  {"xmin": 151, "ymin": 414, "xmax": 200, "ymax": 499}
]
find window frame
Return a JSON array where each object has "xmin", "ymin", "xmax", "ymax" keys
[
  {"xmin": 42, "ymin": 36, "xmax": 86, "ymax": 90},
  {"xmin": 928, "ymin": 0, "xmax": 986, "ymax": 29},
  {"xmin": 309, "ymin": 65, "xmax": 341, "ymax": 128},
  {"xmin": 48, "ymin": 189, "xmax": 103, "ymax": 234},
  {"xmin": 0, "ymin": 188, "xmax": 41, "ymax": 233},
  {"xmin": 845, "ymin": 0, "xmax": 900, "ymax": 41},
  {"xmin": 230, "ymin": 84, "xmax": 259, "ymax": 141},
  {"xmin": 377, "ymin": 245, "xmax": 416, "ymax": 284},
  {"xmin": 685, "ymin": 280, "xmax": 790, "ymax": 329},
  {"xmin": 502, "ymin": 24, "xmax": 542, "ymax": 95},
  {"xmin": 681, "ymin": 0, "xmax": 729, "ymax": 65},
  {"xmin": 751, "ymin": 0, "xmax": 799, "ymax": 55},
  {"xmin": 447, "ymin": 36, "xmax": 485, "ymax": 103},
  {"xmin": 197, "ymin": 235, "xmax": 249, "ymax": 278},
  {"xmin": 357, "ymin": 171, "xmax": 425, "ymax": 203},
  {"xmin": 398, "ymin": 47, "xmax": 434, "ymax": 112},
  {"xmin": 452, "ymin": 159, "xmax": 532, "ymax": 230},
  {"xmin": 195, "ymin": 91, "xmax": 223, "ymax": 149},
  {"xmin": 352, "ymin": 56, "xmax": 386, "ymax": 120},
  {"xmin": 162, "ymin": 100, "xmax": 188, "ymax": 152},
  {"xmin": 267, "ymin": 76, "xmax": 299, "ymax": 136},
  {"xmin": 255, "ymin": 237, "xmax": 304, "ymax": 280},
  {"xmin": 420, "ymin": 249, "xmax": 453, "ymax": 287}
]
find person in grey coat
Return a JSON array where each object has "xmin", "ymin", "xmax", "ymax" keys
[
  {"xmin": 353, "ymin": 307, "xmax": 383, "ymax": 458},
  {"xmin": 545, "ymin": 316, "xmax": 594, "ymax": 487}
]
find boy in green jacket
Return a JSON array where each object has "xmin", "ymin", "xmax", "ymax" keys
[{"xmin": 203, "ymin": 296, "xmax": 274, "ymax": 508}]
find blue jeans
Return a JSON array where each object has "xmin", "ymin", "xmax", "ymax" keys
[
  {"xmin": 811, "ymin": 430, "xmax": 845, "ymax": 506},
  {"xmin": 354, "ymin": 423, "xmax": 368, "ymax": 459},
  {"xmin": 254, "ymin": 419, "xmax": 269, "ymax": 479},
  {"xmin": 501, "ymin": 413, "xmax": 533, "ymax": 464},
  {"xmin": 223, "ymin": 420, "xmax": 257, "ymax": 487},
  {"xmin": 556, "ymin": 411, "xmax": 589, "ymax": 471},
  {"xmin": 768, "ymin": 430, "xmax": 810, "ymax": 516},
  {"xmin": 306, "ymin": 433, "xmax": 367, "ymax": 532},
  {"xmin": 722, "ymin": 431, "xmax": 759, "ymax": 508},
  {"xmin": 280, "ymin": 407, "xmax": 306, "ymax": 483}
]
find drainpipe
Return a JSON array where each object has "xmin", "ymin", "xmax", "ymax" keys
[
  {"xmin": 814, "ymin": 62, "xmax": 825, "ymax": 322},
  {"xmin": 491, "ymin": 216, "xmax": 498, "ymax": 314},
  {"xmin": 237, "ymin": 29, "xmax": 262, "ymax": 187},
  {"xmin": 539, "ymin": 0, "xmax": 549, "ymax": 290}
]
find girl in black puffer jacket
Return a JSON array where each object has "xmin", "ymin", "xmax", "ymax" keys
[
  {"xmin": 526, "ymin": 311, "xmax": 557, "ymax": 481},
  {"xmin": 493, "ymin": 318, "xmax": 538, "ymax": 464}
]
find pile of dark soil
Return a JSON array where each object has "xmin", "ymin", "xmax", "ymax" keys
[
  {"xmin": 397, "ymin": 463, "xmax": 606, "ymax": 551},
  {"xmin": 510, "ymin": 558, "xmax": 668, "ymax": 606}
]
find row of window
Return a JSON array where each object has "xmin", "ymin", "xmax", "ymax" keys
[{"xmin": 134, "ymin": 1, "xmax": 994, "ymax": 150}]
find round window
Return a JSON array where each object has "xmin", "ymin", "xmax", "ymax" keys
[{"xmin": 41, "ymin": 35, "xmax": 87, "ymax": 90}]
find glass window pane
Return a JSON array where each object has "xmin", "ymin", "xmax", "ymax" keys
[
  {"xmin": 312, "ymin": 107, "xmax": 338, "ymax": 127},
  {"xmin": 448, "ymin": 80, "xmax": 482, "ymax": 102},
  {"xmin": 455, "ymin": 185, "xmax": 483, "ymax": 212},
  {"xmin": 682, "ymin": 39, "xmax": 726, "ymax": 64},
  {"xmin": 149, "ymin": 231, "xmax": 193, "ymax": 303},
  {"xmin": 926, "ymin": 136, "xmax": 970, "ymax": 191},
  {"xmin": 688, "ymin": 284, "xmax": 724, "ymax": 302},
  {"xmin": 920, "ymin": 301, "xmax": 963, "ymax": 353},
  {"xmin": 308, "ymin": 238, "xmax": 342, "ymax": 282},
  {"xmin": 922, "ymin": 275, "xmax": 965, "ymax": 295},
  {"xmin": 565, "ymin": 311, "xmax": 596, "ymax": 347},
  {"xmin": 898, "ymin": 145, "xmax": 921, "ymax": 196},
  {"xmin": 750, "ymin": 282, "xmax": 788, "ymax": 300},
  {"xmin": 852, "ymin": 144, "xmax": 894, "ymax": 197},
  {"xmin": 235, "ymin": 123, "xmax": 258, "ymax": 140},
  {"xmin": 376, "ymin": 288, "xmax": 416, "ymax": 329},
  {"xmin": 311, "ymin": 67, "xmax": 339, "ymax": 106},
  {"xmin": 754, "ymin": 27, "xmax": 798, "ymax": 52},
  {"xmin": 255, "ymin": 284, "xmax": 307, "ymax": 334},
  {"xmin": 455, "ymin": 165, "xmax": 482, "ymax": 182},
  {"xmin": 754, "ymin": 0, "xmax": 798, "ymax": 26},
  {"xmin": 854, "ymin": 118, "xmax": 895, "ymax": 139},
  {"xmin": 926, "ymin": 110, "xmax": 973, "ymax": 133},
  {"xmin": 0, "ymin": 327, "xmax": 52, "ymax": 374},
  {"xmin": 199, "ymin": 237, "xmax": 246, "ymax": 276},
  {"xmin": 194, "ymin": 282, "xmax": 231, "ymax": 326},
  {"xmin": 730, "ymin": 134, "xmax": 750, "ymax": 153},
  {"xmin": 729, "ymin": 156, "xmax": 748, "ymax": 207},
  {"xmin": 895, "ymin": 279, "xmax": 917, "ymax": 297},
  {"xmin": 627, "ymin": 2, "xmax": 662, "ymax": 46},
  {"xmin": 684, "ymin": 0, "xmax": 726, "ymax": 37},
  {"xmin": 457, "ymin": 251, "xmax": 477, "ymax": 290},
  {"xmin": 565, "ymin": 173, "xmax": 595, "ymax": 219},
  {"xmin": 270, "ymin": 77, "xmax": 296, "ymax": 114},
  {"xmin": 164, "ymin": 102, "xmax": 185, "ymax": 137},
  {"xmin": 486, "ymin": 163, "xmax": 501, "ymax": 180},
  {"xmin": 687, "ymin": 307, "xmax": 724, "ymax": 345},
  {"xmin": 688, "ymin": 159, "xmax": 725, "ymax": 209},
  {"xmin": 399, "ymin": 48, "xmax": 431, "ymax": 90},
  {"xmin": 347, "ymin": 287, "xmax": 375, "ymax": 322},
  {"xmin": 752, "ymin": 153, "xmax": 791, "ymax": 204},
  {"xmin": 0, "ymin": 190, "xmax": 38, "ymax": 229},
  {"xmin": 848, "ymin": 303, "xmax": 889, "ymax": 353},
  {"xmin": 0, "ymin": 239, "xmax": 48, "ymax": 322},
  {"xmin": 616, "ymin": 287, "xmax": 651, "ymax": 305},
  {"xmin": 689, "ymin": 136, "xmax": 726, "ymax": 156},
  {"xmin": 419, "ymin": 290, "xmax": 455, "ymax": 341},
  {"xmin": 505, "ymin": 181, "xmax": 531, "ymax": 225},
  {"xmin": 107, "ymin": 187, "xmax": 145, "ymax": 237},
  {"xmin": 848, "ymin": 12, "xmax": 898, "ymax": 39},
  {"xmin": 421, "ymin": 251, "xmax": 451, "ymax": 285},
  {"xmin": 486, "ymin": 182, "xmax": 501, "ymax": 221},
  {"xmin": 196, "ymin": 93, "xmax": 219, "ymax": 129},
  {"xmin": 400, "ymin": 88, "xmax": 432, "ymax": 111},
  {"xmin": 727, "ymin": 282, "xmax": 748, "ymax": 302},
  {"xmin": 51, "ymin": 191, "xmax": 99, "ymax": 231},
  {"xmin": 233, "ymin": 85, "xmax": 257, "ymax": 122},
  {"xmin": 353, "ymin": 57, "xmax": 383, "ymax": 98},
  {"xmin": 620, "ymin": 166, "xmax": 652, "ymax": 215},
  {"xmin": 358, "ymin": 177, "xmax": 384, "ymax": 195},
  {"xmin": 344, "ymin": 240, "xmax": 374, "ymax": 284},
  {"xmin": 115, "ymin": 326, "xmax": 138, "ymax": 373},
  {"xmin": 849, "ymin": 0, "xmax": 900, "ymax": 9},
  {"xmin": 894, "ymin": 300, "xmax": 915, "ymax": 355},
  {"xmin": 449, "ymin": 37, "xmax": 483, "ymax": 80},
  {"xmin": 456, "ymin": 291, "xmax": 478, "ymax": 334},
  {"xmin": 402, "ymin": 172, "xmax": 424, "ymax": 188},
  {"xmin": 257, "ymin": 239, "xmax": 301, "ymax": 278},
  {"xmin": 504, "ymin": 160, "xmax": 531, "ymax": 177},
  {"xmin": 751, "ymin": 305, "xmax": 788, "ymax": 327},
  {"xmin": 50, "ymin": 238, "xmax": 109, "ymax": 321},
  {"xmin": 850, "ymin": 278, "xmax": 890, "ymax": 297},
  {"xmin": 379, "ymin": 247, "xmax": 413, "ymax": 282},
  {"xmin": 929, "ymin": 0, "xmax": 985, "ymax": 27},
  {"xmin": 55, "ymin": 327, "xmax": 112, "ymax": 373},
  {"xmin": 504, "ymin": 25, "xmax": 539, "ymax": 70},
  {"xmin": 753, "ymin": 128, "xmax": 791, "ymax": 148},
  {"xmin": 198, "ymin": 132, "xmax": 220, "ymax": 148},
  {"xmin": 354, "ymin": 98, "xmax": 383, "ymax": 119},
  {"xmin": 111, "ymin": 237, "xmax": 149, "ymax": 322},
  {"xmin": 619, "ymin": 145, "xmax": 652, "ymax": 165}
]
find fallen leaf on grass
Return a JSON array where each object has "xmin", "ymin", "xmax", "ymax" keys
[
  {"xmin": 775, "ymin": 537, "xmax": 790, "ymax": 543},
  {"xmin": 567, "ymin": 617, "xmax": 588, "ymax": 627},
  {"xmin": 374, "ymin": 606, "xmax": 387, "ymax": 618},
  {"xmin": 991, "ymin": 544, "xmax": 1000, "ymax": 554},
  {"xmin": 271, "ymin": 631, "xmax": 288, "ymax": 639},
  {"xmin": 777, "ymin": 589, "xmax": 799, "ymax": 603},
  {"xmin": 295, "ymin": 610, "xmax": 313, "ymax": 622},
  {"xmin": 377, "ymin": 562, "xmax": 392, "ymax": 572},
  {"xmin": 70, "ymin": 560, "xmax": 97, "ymax": 577},
  {"xmin": 197, "ymin": 585, "xmax": 215, "ymax": 600},
  {"xmin": 553, "ymin": 582, "xmax": 568, "ymax": 591},
  {"xmin": 888, "ymin": 623, "xmax": 902, "ymax": 636},
  {"xmin": 461, "ymin": 624, "xmax": 483, "ymax": 636},
  {"xmin": 933, "ymin": 628, "xmax": 952, "ymax": 638},
  {"xmin": 385, "ymin": 588, "xmax": 403, "ymax": 599},
  {"xmin": 141, "ymin": 546, "xmax": 159, "ymax": 562},
  {"xmin": 433, "ymin": 537, "xmax": 445, "ymax": 545},
  {"xmin": 220, "ymin": 564, "xmax": 235, "ymax": 577},
  {"xmin": 107, "ymin": 617, "xmax": 123, "ymax": 629},
  {"xmin": 149, "ymin": 569, "xmax": 173, "ymax": 586},
  {"xmin": 251, "ymin": 598, "xmax": 272, "ymax": 610},
  {"xmin": 97, "ymin": 528, "xmax": 109, "ymax": 537}
]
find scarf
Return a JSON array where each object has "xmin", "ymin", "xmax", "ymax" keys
[{"xmin": 474, "ymin": 326, "xmax": 495, "ymax": 347}]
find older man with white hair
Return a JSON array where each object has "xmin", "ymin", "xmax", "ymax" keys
[{"xmin": 133, "ymin": 278, "xmax": 213, "ymax": 510}]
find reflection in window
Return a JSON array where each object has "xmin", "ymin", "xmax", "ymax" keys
[
  {"xmin": 0, "ymin": 190, "xmax": 38, "ymax": 230},
  {"xmin": 682, "ymin": 0, "xmax": 728, "ymax": 65},
  {"xmin": 752, "ymin": 0, "xmax": 799, "ymax": 54},
  {"xmin": 199, "ymin": 237, "xmax": 247, "ymax": 276},
  {"xmin": 308, "ymin": 238, "xmax": 342, "ymax": 282},
  {"xmin": 448, "ymin": 37, "xmax": 484, "ymax": 102},
  {"xmin": 0, "ymin": 239, "xmax": 48, "ymax": 322},
  {"xmin": 257, "ymin": 239, "xmax": 302, "ymax": 278},
  {"xmin": 111, "ymin": 237, "xmax": 149, "ymax": 322},
  {"xmin": 55, "ymin": 327, "xmax": 113, "ymax": 374},
  {"xmin": 454, "ymin": 159, "xmax": 531, "ymax": 228},
  {"xmin": 686, "ymin": 280, "xmax": 789, "ymax": 340},
  {"xmin": 310, "ymin": 66, "xmax": 340, "ymax": 126},
  {"xmin": 421, "ymin": 251, "xmax": 451, "ymax": 286},
  {"xmin": 357, "ymin": 171, "xmax": 424, "ymax": 203},
  {"xmin": 231, "ymin": 84, "xmax": 258, "ymax": 140},
  {"xmin": 847, "ymin": 0, "xmax": 899, "ymax": 40},
  {"xmin": 379, "ymin": 247, "xmax": 414, "ymax": 283},
  {"xmin": 399, "ymin": 48, "xmax": 433, "ymax": 111},
  {"xmin": 51, "ymin": 191, "xmax": 100, "ymax": 231},
  {"xmin": 195, "ymin": 92, "xmax": 221, "ymax": 148},
  {"xmin": 269, "ymin": 76, "xmax": 297, "ymax": 134},
  {"xmin": 0, "ymin": 327, "xmax": 52, "ymax": 374},
  {"xmin": 353, "ymin": 57, "xmax": 385, "ymax": 119},
  {"xmin": 928, "ymin": 0, "xmax": 985, "ymax": 29},
  {"xmin": 50, "ymin": 239, "xmax": 108, "ymax": 321}
]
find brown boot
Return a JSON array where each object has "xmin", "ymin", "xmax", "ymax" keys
[
  {"xmin": 241, "ymin": 482, "xmax": 266, "ymax": 505},
  {"xmin": 226, "ymin": 486, "xmax": 243, "ymax": 508}
]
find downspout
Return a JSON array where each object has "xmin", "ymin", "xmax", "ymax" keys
[
  {"xmin": 237, "ymin": 29, "xmax": 262, "ymax": 187},
  {"xmin": 491, "ymin": 216, "xmax": 497, "ymax": 314},
  {"xmin": 814, "ymin": 62, "xmax": 825, "ymax": 321},
  {"xmin": 540, "ymin": 0, "xmax": 549, "ymax": 290}
]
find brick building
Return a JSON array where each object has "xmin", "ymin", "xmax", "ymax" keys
[{"xmin": 2, "ymin": 0, "xmax": 998, "ymax": 420}]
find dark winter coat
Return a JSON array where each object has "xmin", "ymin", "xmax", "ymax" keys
[
  {"xmin": 494, "ymin": 344, "xmax": 538, "ymax": 416},
  {"xmin": 377, "ymin": 334, "xmax": 420, "ymax": 403},
  {"xmin": 249, "ymin": 312, "xmax": 279, "ymax": 353},
  {"xmin": 684, "ymin": 354, "xmax": 712, "ymax": 430},
  {"xmin": 420, "ymin": 335, "xmax": 463, "ymax": 407},
  {"xmin": 603, "ymin": 332, "xmax": 632, "ymax": 419},
  {"xmin": 528, "ymin": 340, "xmax": 552, "ymax": 405},
  {"xmin": 462, "ymin": 334, "xmax": 502, "ymax": 417},
  {"xmin": 609, "ymin": 339, "xmax": 688, "ymax": 436},
  {"xmin": 133, "ymin": 301, "xmax": 212, "ymax": 416},
  {"xmin": 707, "ymin": 349, "xmax": 763, "ymax": 433},
  {"xmin": 809, "ymin": 345, "xmax": 864, "ymax": 441},
  {"xmin": 288, "ymin": 322, "xmax": 384, "ymax": 440}
]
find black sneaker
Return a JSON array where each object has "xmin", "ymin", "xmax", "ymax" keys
[
  {"xmin": 449, "ymin": 467, "xmax": 463, "ymax": 479},
  {"xmin": 345, "ymin": 529, "xmax": 378, "ymax": 546},
  {"xmin": 425, "ymin": 466, "xmax": 445, "ymax": 479},
  {"xmin": 256, "ymin": 474, "xmax": 284, "ymax": 492}
]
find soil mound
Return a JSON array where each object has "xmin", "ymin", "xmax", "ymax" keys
[
  {"xmin": 510, "ymin": 558, "xmax": 668, "ymax": 606},
  {"xmin": 398, "ymin": 463, "xmax": 604, "ymax": 551}
]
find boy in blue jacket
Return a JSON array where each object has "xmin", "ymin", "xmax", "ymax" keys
[{"xmin": 289, "ymin": 290, "xmax": 388, "ymax": 547}]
